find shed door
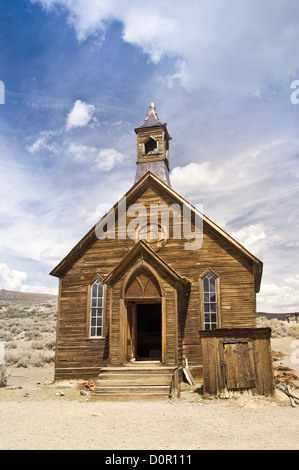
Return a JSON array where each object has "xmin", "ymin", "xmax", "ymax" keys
[{"xmin": 223, "ymin": 341, "xmax": 255, "ymax": 390}]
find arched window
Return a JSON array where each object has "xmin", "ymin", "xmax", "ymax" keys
[
  {"xmin": 203, "ymin": 273, "xmax": 217, "ymax": 330},
  {"xmin": 90, "ymin": 279, "xmax": 104, "ymax": 337}
]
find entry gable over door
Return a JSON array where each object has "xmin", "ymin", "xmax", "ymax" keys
[
  {"xmin": 104, "ymin": 239, "xmax": 190, "ymax": 291},
  {"xmin": 104, "ymin": 240, "xmax": 190, "ymax": 365}
]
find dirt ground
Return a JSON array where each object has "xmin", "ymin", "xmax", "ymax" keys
[{"xmin": 0, "ymin": 333, "xmax": 299, "ymax": 451}]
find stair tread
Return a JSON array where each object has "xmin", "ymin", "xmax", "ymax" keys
[
  {"xmin": 101, "ymin": 366, "xmax": 173, "ymax": 373},
  {"xmin": 95, "ymin": 384, "xmax": 170, "ymax": 390},
  {"xmin": 92, "ymin": 364, "xmax": 175, "ymax": 401},
  {"xmin": 94, "ymin": 390, "xmax": 168, "ymax": 392},
  {"xmin": 99, "ymin": 375, "xmax": 172, "ymax": 378},
  {"xmin": 91, "ymin": 395, "xmax": 169, "ymax": 401}
]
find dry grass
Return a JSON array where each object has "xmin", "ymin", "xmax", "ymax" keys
[
  {"xmin": 257, "ymin": 316, "xmax": 299, "ymax": 339},
  {"xmin": 0, "ymin": 290, "xmax": 57, "ymax": 370}
]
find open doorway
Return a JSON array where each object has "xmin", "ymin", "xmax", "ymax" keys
[
  {"xmin": 127, "ymin": 302, "xmax": 162, "ymax": 361},
  {"xmin": 137, "ymin": 303, "xmax": 162, "ymax": 360}
]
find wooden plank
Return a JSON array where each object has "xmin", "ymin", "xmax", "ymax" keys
[
  {"xmin": 224, "ymin": 343, "xmax": 238, "ymax": 389},
  {"xmin": 54, "ymin": 178, "xmax": 260, "ymax": 379}
]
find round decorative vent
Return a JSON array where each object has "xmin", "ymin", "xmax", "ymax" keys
[{"xmin": 135, "ymin": 223, "xmax": 168, "ymax": 250}]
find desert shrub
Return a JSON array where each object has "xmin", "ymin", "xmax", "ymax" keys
[
  {"xmin": 40, "ymin": 303, "xmax": 53, "ymax": 309},
  {"xmin": 0, "ymin": 331, "xmax": 10, "ymax": 341},
  {"xmin": 4, "ymin": 348, "xmax": 54, "ymax": 368},
  {"xmin": 5, "ymin": 350, "xmax": 31, "ymax": 367},
  {"xmin": 31, "ymin": 350, "xmax": 54, "ymax": 367},
  {"xmin": 31, "ymin": 340, "xmax": 44, "ymax": 350},
  {"xmin": 17, "ymin": 357, "xmax": 29, "ymax": 368},
  {"xmin": 32, "ymin": 353, "xmax": 44, "ymax": 367},
  {"xmin": 257, "ymin": 316, "xmax": 289, "ymax": 337},
  {"xmin": 45, "ymin": 338, "xmax": 56, "ymax": 350},
  {"xmin": 257, "ymin": 316, "xmax": 270, "ymax": 327},
  {"xmin": 10, "ymin": 325, "xmax": 22, "ymax": 335},
  {"xmin": 2, "ymin": 306, "xmax": 28, "ymax": 318},
  {"xmin": 25, "ymin": 330, "xmax": 43, "ymax": 341},
  {"xmin": 39, "ymin": 321, "xmax": 56, "ymax": 333},
  {"xmin": 42, "ymin": 351, "xmax": 55, "ymax": 364},
  {"xmin": 17, "ymin": 351, "xmax": 32, "ymax": 368},
  {"xmin": 270, "ymin": 320, "xmax": 288, "ymax": 338},
  {"xmin": 289, "ymin": 325, "xmax": 299, "ymax": 339},
  {"xmin": 0, "ymin": 365, "xmax": 7, "ymax": 387},
  {"xmin": 4, "ymin": 351, "xmax": 18, "ymax": 366},
  {"xmin": 0, "ymin": 319, "xmax": 9, "ymax": 331},
  {"xmin": 31, "ymin": 337, "xmax": 55, "ymax": 351}
]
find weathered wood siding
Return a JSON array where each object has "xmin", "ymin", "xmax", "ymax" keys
[
  {"xmin": 199, "ymin": 328, "xmax": 275, "ymax": 397},
  {"xmin": 137, "ymin": 129, "xmax": 168, "ymax": 166},
  {"xmin": 55, "ymin": 182, "xmax": 257, "ymax": 380}
]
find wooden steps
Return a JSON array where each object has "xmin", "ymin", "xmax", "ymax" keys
[{"xmin": 91, "ymin": 363, "xmax": 175, "ymax": 401}]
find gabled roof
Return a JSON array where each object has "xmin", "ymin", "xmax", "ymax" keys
[
  {"xmin": 50, "ymin": 170, "xmax": 263, "ymax": 292},
  {"xmin": 104, "ymin": 239, "xmax": 190, "ymax": 288}
]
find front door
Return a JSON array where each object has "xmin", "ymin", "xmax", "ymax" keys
[{"xmin": 127, "ymin": 302, "xmax": 162, "ymax": 361}]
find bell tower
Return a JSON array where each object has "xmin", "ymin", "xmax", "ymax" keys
[{"xmin": 134, "ymin": 103, "xmax": 172, "ymax": 186}]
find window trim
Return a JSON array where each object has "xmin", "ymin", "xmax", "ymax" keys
[
  {"xmin": 143, "ymin": 135, "xmax": 159, "ymax": 155},
  {"xmin": 87, "ymin": 277, "xmax": 105, "ymax": 339},
  {"xmin": 199, "ymin": 269, "xmax": 221, "ymax": 331}
]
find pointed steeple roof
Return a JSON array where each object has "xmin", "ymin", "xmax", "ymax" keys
[{"xmin": 134, "ymin": 103, "xmax": 168, "ymax": 132}]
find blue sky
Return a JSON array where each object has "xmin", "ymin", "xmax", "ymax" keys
[{"xmin": 0, "ymin": 0, "xmax": 299, "ymax": 312}]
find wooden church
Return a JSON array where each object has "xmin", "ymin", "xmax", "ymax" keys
[{"xmin": 51, "ymin": 104, "xmax": 274, "ymax": 400}]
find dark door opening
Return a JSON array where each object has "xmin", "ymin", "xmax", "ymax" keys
[{"xmin": 136, "ymin": 303, "xmax": 162, "ymax": 360}]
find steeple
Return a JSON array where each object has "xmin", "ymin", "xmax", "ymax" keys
[{"xmin": 134, "ymin": 103, "xmax": 172, "ymax": 186}]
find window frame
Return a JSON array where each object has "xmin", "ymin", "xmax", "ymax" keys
[
  {"xmin": 143, "ymin": 135, "xmax": 158, "ymax": 155},
  {"xmin": 87, "ymin": 278, "xmax": 105, "ymax": 339},
  {"xmin": 199, "ymin": 270, "xmax": 220, "ymax": 331}
]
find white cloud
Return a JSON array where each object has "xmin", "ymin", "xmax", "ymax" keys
[
  {"xmin": 67, "ymin": 142, "xmax": 97, "ymax": 162},
  {"xmin": 66, "ymin": 99, "xmax": 96, "ymax": 130},
  {"xmin": 171, "ymin": 162, "xmax": 224, "ymax": 194},
  {"xmin": 33, "ymin": 0, "xmax": 299, "ymax": 93},
  {"xmin": 40, "ymin": 244, "xmax": 72, "ymax": 265},
  {"xmin": 286, "ymin": 274, "xmax": 299, "ymax": 289},
  {"xmin": 258, "ymin": 279, "xmax": 299, "ymax": 313},
  {"xmin": 26, "ymin": 130, "xmax": 59, "ymax": 154},
  {"xmin": 170, "ymin": 157, "xmax": 255, "ymax": 197},
  {"xmin": 0, "ymin": 262, "xmax": 57, "ymax": 294},
  {"xmin": 0, "ymin": 263, "xmax": 27, "ymax": 290},
  {"xmin": 91, "ymin": 148, "xmax": 125, "ymax": 172},
  {"xmin": 19, "ymin": 284, "xmax": 58, "ymax": 295},
  {"xmin": 79, "ymin": 202, "xmax": 112, "ymax": 225},
  {"xmin": 68, "ymin": 143, "xmax": 125, "ymax": 171},
  {"xmin": 231, "ymin": 224, "xmax": 282, "ymax": 259}
]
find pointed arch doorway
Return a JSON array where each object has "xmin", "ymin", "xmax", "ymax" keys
[
  {"xmin": 125, "ymin": 267, "xmax": 163, "ymax": 362},
  {"xmin": 127, "ymin": 301, "xmax": 162, "ymax": 361}
]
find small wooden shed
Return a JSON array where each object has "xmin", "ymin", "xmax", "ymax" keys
[{"xmin": 199, "ymin": 327, "xmax": 275, "ymax": 397}]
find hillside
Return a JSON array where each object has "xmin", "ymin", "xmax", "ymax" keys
[
  {"xmin": 0, "ymin": 289, "xmax": 57, "ymax": 368},
  {"xmin": 0, "ymin": 289, "xmax": 57, "ymax": 307}
]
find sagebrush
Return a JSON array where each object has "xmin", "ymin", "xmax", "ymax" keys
[{"xmin": 0, "ymin": 294, "xmax": 57, "ymax": 368}]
